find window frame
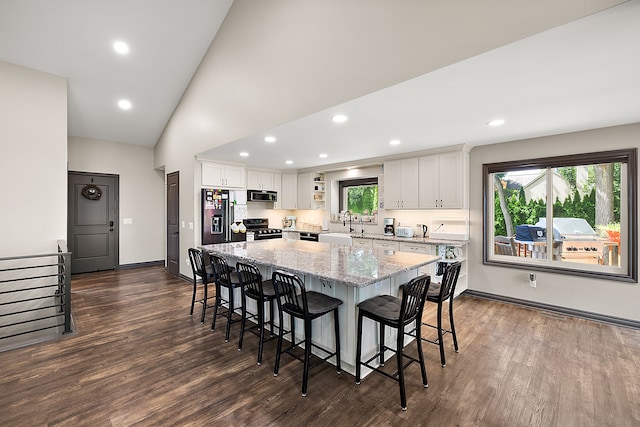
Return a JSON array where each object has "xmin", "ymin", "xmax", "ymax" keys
[
  {"xmin": 338, "ymin": 177, "xmax": 379, "ymax": 215},
  {"xmin": 483, "ymin": 148, "xmax": 637, "ymax": 283}
]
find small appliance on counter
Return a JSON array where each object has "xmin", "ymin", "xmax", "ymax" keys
[
  {"xmin": 283, "ymin": 215, "xmax": 297, "ymax": 230},
  {"xmin": 395, "ymin": 226, "xmax": 415, "ymax": 238},
  {"xmin": 383, "ymin": 218, "xmax": 395, "ymax": 236}
]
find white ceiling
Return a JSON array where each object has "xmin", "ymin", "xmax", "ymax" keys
[
  {"xmin": 0, "ymin": 0, "xmax": 233, "ymax": 146},
  {"xmin": 1, "ymin": 1, "xmax": 639, "ymax": 172},
  {"xmin": 201, "ymin": 0, "xmax": 640, "ymax": 171}
]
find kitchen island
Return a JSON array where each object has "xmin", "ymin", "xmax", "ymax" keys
[{"xmin": 201, "ymin": 239, "xmax": 440, "ymax": 375}]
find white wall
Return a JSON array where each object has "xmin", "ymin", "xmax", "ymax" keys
[
  {"xmin": 155, "ymin": 1, "xmax": 619, "ymax": 278},
  {"xmin": 68, "ymin": 137, "xmax": 164, "ymax": 265},
  {"xmin": 468, "ymin": 123, "xmax": 640, "ymax": 321},
  {"xmin": 0, "ymin": 61, "xmax": 67, "ymax": 257}
]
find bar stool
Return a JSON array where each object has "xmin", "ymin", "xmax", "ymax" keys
[
  {"xmin": 271, "ymin": 270, "xmax": 343, "ymax": 397},
  {"xmin": 355, "ymin": 274, "xmax": 431, "ymax": 411},
  {"xmin": 236, "ymin": 261, "xmax": 278, "ymax": 365},
  {"xmin": 187, "ymin": 248, "xmax": 215, "ymax": 323},
  {"xmin": 421, "ymin": 261, "xmax": 462, "ymax": 367},
  {"xmin": 209, "ymin": 254, "xmax": 244, "ymax": 342}
]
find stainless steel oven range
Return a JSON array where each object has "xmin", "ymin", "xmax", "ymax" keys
[{"xmin": 243, "ymin": 218, "xmax": 283, "ymax": 240}]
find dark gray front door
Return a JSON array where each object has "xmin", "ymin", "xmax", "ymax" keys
[
  {"xmin": 68, "ymin": 172, "xmax": 119, "ymax": 274},
  {"xmin": 166, "ymin": 171, "xmax": 180, "ymax": 277}
]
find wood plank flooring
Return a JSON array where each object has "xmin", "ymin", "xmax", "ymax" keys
[{"xmin": 1, "ymin": 266, "xmax": 639, "ymax": 426}]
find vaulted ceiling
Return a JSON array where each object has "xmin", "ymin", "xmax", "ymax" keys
[{"xmin": 2, "ymin": 1, "xmax": 638, "ymax": 171}]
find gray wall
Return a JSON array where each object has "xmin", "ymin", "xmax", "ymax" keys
[{"xmin": 468, "ymin": 123, "xmax": 640, "ymax": 321}]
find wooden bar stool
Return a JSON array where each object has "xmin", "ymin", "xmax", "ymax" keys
[
  {"xmin": 236, "ymin": 261, "xmax": 278, "ymax": 365},
  {"xmin": 355, "ymin": 274, "xmax": 431, "ymax": 411},
  {"xmin": 271, "ymin": 270, "xmax": 343, "ymax": 397}
]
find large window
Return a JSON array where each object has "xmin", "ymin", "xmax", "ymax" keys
[
  {"xmin": 484, "ymin": 149, "xmax": 637, "ymax": 282},
  {"xmin": 339, "ymin": 177, "xmax": 378, "ymax": 220}
]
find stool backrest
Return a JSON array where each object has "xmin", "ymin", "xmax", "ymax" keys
[
  {"xmin": 188, "ymin": 248, "xmax": 207, "ymax": 282},
  {"xmin": 438, "ymin": 261, "xmax": 462, "ymax": 301},
  {"xmin": 236, "ymin": 261, "xmax": 264, "ymax": 297},
  {"xmin": 272, "ymin": 270, "xmax": 307, "ymax": 317},
  {"xmin": 210, "ymin": 254, "xmax": 232, "ymax": 286},
  {"xmin": 400, "ymin": 274, "xmax": 432, "ymax": 325}
]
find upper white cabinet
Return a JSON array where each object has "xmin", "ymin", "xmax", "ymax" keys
[
  {"xmin": 247, "ymin": 170, "xmax": 276, "ymax": 191},
  {"xmin": 383, "ymin": 158, "xmax": 419, "ymax": 209},
  {"xmin": 418, "ymin": 150, "xmax": 466, "ymax": 209},
  {"xmin": 202, "ymin": 162, "xmax": 245, "ymax": 188},
  {"xmin": 297, "ymin": 172, "xmax": 325, "ymax": 210},
  {"xmin": 281, "ymin": 173, "xmax": 298, "ymax": 209},
  {"xmin": 272, "ymin": 173, "xmax": 282, "ymax": 209}
]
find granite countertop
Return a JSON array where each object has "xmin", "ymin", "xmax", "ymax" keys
[
  {"xmin": 282, "ymin": 229, "xmax": 468, "ymax": 246},
  {"xmin": 349, "ymin": 232, "xmax": 468, "ymax": 246},
  {"xmin": 201, "ymin": 239, "xmax": 440, "ymax": 288}
]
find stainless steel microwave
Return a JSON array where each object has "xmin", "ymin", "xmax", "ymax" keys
[{"xmin": 247, "ymin": 189, "xmax": 277, "ymax": 202}]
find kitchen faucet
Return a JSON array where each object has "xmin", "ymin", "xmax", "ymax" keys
[
  {"xmin": 342, "ymin": 210, "xmax": 354, "ymax": 233},
  {"xmin": 360, "ymin": 217, "xmax": 365, "ymax": 235}
]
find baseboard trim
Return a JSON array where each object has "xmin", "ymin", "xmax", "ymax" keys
[
  {"xmin": 463, "ymin": 289, "xmax": 640, "ymax": 330},
  {"xmin": 118, "ymin": 260, "xmax": 164, "ymax": 269}
]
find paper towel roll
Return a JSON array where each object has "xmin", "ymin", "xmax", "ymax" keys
[{"xmin": 322, "ymin": 217, "xmax": 329, "ymax": 231}]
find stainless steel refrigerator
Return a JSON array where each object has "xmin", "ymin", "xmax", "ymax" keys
[{"xmin": 201, "ymin": 188, "xmax": 235, "ymax": 244}]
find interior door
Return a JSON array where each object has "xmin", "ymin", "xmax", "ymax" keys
[
  {"xmin": 68, "ymin": 172, "xmax": 119, "ymax": 274},
  {"xmin": 166, "ymin": 171, "xmax": 180, "ymax": 277}
]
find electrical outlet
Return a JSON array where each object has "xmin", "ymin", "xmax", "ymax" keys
[{"xmin": 529, "ymin": 272, "xmax": 537, "ymax": 288}]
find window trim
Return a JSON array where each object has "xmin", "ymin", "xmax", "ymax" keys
[
  {"xmin": 338, "ymin": 177, "xmax": 379, "ymax": 213},
  {"xmin": 482, "ymin": 148, "xmax": 637, "ymax": 283}
]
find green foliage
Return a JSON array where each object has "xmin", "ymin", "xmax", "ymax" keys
[
  {"xmin": 495, "ymin": 183, "xmax": 615, "ymax": 235},
  {"xmin": 347, "ymin": 185, "xmax": 378, "ymax": 215}
]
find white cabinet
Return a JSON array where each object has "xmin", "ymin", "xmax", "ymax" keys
[
  {"xmin": 281, "ymin": 173, "xmax": 298, "ymax": 209},
  {"xmin": 383, "ymin": 158, "xmax": 418, "ymax": 209},
  {"xmin": 202, "ymin": 162, "xmax": 245, "ymax": 188},
  {"xmin": 418, "ymin": 151, "xmax": 465, "ymax": 209},
  {"xmin": 352, "ymin": 238, "xmax": 373, "ymax": 249},
  {"xmin": 272, "ymin": 173, "xmax": 282, "ymax": 209},
  {"xmin": 247, "ymin": 170, "xmax": 275, "ymax": 191},
  {"xmin": 399, "ymin": 242, "xmax": 433, "ymax": 254},
  {"xmin": 372, "ymin": 240, "xmax": 399, "ymax": 251},
  {"xmin": 283, "ymin": 230, "xmax": 300, "ymax": 240},
  {"xmin": 297, "ymin": 172, "xmax": 325, "ymax": 210}
]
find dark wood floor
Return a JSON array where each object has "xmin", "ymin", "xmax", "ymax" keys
[{"xmin": 1, "ymin": 266, "xmax": 639, "ymax": 426}]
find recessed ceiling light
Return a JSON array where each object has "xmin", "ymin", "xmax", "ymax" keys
[
  {"xmin": 488, "ymin": 119, "xmax": 505, "ymax": 127},
  {"xmin": 331, "ymin": 114, "xmax": 348, "ymax": 123},
  {"xmin": 113, "ymin": 41, "xmax": 129, "ymax": 54},
  {"xmin": 389, "ymin": 139, "xmax": 401, "ymax": 146},
  {"xmin": 319, "ymin": 153, "xmax": 328, "ymax": 158},
  {"xmin": 239, "ymin": 152, "xmax": 249, "ymax": 157},
  {"xmin": 117, "ymin": 99, "xmax": 132, "ymax": 110},
  {"xmin": 264, "ymin": 136, "xmax": 276, "ymax": 143},
  {"xmin": 285, "ymin": 160, "xmax": 293, "ymax": 165}
]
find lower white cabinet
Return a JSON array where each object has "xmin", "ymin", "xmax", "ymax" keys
[
  {"xmin": 372, "ymin": 240, "xmax": 399, "ymax": 251},
  {"xmin": 352, "ymin": 238, "xmax": 373, "ymax": 249}
]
